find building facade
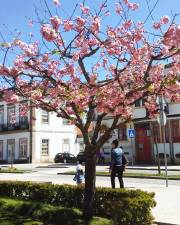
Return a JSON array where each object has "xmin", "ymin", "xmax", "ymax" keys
[
  {"xmin": 0, "ymin": 101, "xmax": 79, "ymax": 164},
  {"xmin": 101, "ymin": 100, "xmax": 180, "ymax": 165}
]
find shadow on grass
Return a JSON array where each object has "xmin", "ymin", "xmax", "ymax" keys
[{"xmin": 0, "ymin": 199, "xmax": 111, "ymax": 225}]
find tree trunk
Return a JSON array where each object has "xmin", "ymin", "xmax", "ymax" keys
[{"xmin": 83, "ymin": 144, "xmax": 96, "ymax": 220}]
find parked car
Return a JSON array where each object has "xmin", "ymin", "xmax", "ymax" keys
[
  {"xmin": 77, "ymin": 152, "xmax": 86, "ymax": 163},
  {"xmin": 76, "ymin": 151, "xmax": 110, "ymax": 164},
  {"xmin": 54, "ymin": 153, "xmax": 76, "ymax": 163}
]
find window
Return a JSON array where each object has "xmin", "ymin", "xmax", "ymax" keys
[
  {"xmin": 134, "ymin": 100, "xmax": 141, "ymax": 107},
  {"xmin": 63, "ymin": 118, "xmax": 70, "ymax": 125},
  {"xmin": 79, "ymin": 143, "xmax": 84, "ymax": 152},
  {"xmin": 118, "ymin": 124, "xmax": 127, "ymax": 141},
  {"xmin": 134, "ymin": 99, "xmax": 145, "ymax": 107},
  {"xmin": 19, "ymin": 102, "xmax": 28, "ymax": 125},
  {"xmin": 0, "ymin": 106, "xmax": 4, "ymax": 125},
  {"xmin": 42, "ymin": 110, "xmax": 49, "ymax": 123},
  {"xmin": 172, "ymin": 120, "xmax": 180, "ymax": 143},
  {"xmin": 41, "ymin": 139, "xmax": 49, "ymax": 156},
  {"xmin": 19, "ymin": 138, "xmax": 28, "ymax": 158},
  {"xmin": 63, "ymin": 139, "xmax": 70, "ymax": 152},
  {"xmin": 7, "ymin": 105, "xmax": 15, "ymax": 124},
  {"xmin": 152, "ymin": 122, "xmax": 169, "ymax": 143},
  {"xmin": 0, "ymin": 141, "xmax": 3, "ymax": 160}
]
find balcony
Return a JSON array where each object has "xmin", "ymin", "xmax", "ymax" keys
[{"xmin": 0, "ymin": 122, "xmax": 29, "ymax": 132}]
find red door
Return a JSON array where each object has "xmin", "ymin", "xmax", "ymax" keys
[{"xmin": 136, "ymin": 125, "xmax": 152, "ymax": 163}]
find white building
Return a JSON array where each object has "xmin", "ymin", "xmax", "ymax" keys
[{"xmin": 0, "ymin": 101, "xmax": 79, "ymax": 164}]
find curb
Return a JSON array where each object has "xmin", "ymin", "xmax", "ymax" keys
[
  {"xmin": 57, "ymin": 173, "xmax": 180, "ymax": 181},
  {"xmin": 127, "ymin": 167, "xmax": 180, "ymax": 172},
  {"xmin": 155, "ymin": 222, "xmax": 179, "ymax": 225}
]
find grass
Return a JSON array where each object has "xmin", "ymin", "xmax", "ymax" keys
[
  {"xmin": 0, "ymin": 167, "xmax": 30, "ymax": 173},
  {"xmin": 62, "ymin": 171, "xmax": 180, "ymax": 179},
  {"xmin": 0, "ymin": 198, "xmax": 112, "ymax": 225}
]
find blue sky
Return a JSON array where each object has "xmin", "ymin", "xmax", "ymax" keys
[{"xmin": 0, "ymin": 0, "xmax": 180, "ymax": 65}]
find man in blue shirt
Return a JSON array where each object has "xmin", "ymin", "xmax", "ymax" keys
[{"xmin": 110, "ymin": 140, "xmax": 127, "ymax": 188}]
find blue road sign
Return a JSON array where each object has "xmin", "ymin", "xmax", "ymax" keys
[{"xmin": 128, "ymin": 129, "xmax": 135, "ymax": 138}]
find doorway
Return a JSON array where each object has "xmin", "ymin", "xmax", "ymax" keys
[
  {"xmin": 7, "ymin": 139, "xmax": 15, "ymax": 164},
  {"xmin": 135, "ymin": 124, "xmax": 152, "ymax": 163}
]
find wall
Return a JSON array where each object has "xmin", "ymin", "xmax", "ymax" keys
[
  {"xmin": 32, "ymin": 108, "xmax": 78, "ymax": 163},
  {"xmin": 0, "ymin": 132, "xmax": 30, "ymax": 161}
]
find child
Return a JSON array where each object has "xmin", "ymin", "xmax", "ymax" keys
[{"xmin": 73, "ymin": 162, "xmax": 85, "ymax": 187}]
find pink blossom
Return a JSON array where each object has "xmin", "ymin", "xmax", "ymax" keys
[
  {"xmin": 105, "ymin": 11, "xmax": 111, "ymax": 16},
  {"xmin": 53, "ymin": 0, "xmax": 60, "ymax": 6},
  {"xmin": 91, "ymin": 17, "xmax": 101, "ymax": 34},
  {"xmin": 28, "ymin": 20, "xmax": 33, "ymax": 27},
  {"xmin": 41, "ymin": 24, "xmax": 57, "ymax": 42},
  {"xmin": 50, "ymin": 16, "xmax": 61, "ymax": 31},
  {"xmin": 9, "ymin": 67, "xmax": 21, "ymax": 76},
  {"xmin": 0, "ymin": 65, "xmax": 9, "ymax": 75},
  {"xmin": 153, "ymin": 22, "xmax": 161, "ymax": 29},
  {"xmin": 80, "ymin": 3, "xmax": 90, "ymax": 14},
  {"xmin": 42, "ymin": 54, "xmax": 49, "ymax": 62},
  {"xmin": 115, "ymin": 3, "xmax": 122, "ymax": 15},
  {"xmin": 123, "ymin": 0, "xmax": 129, "ymax": 4},
  {"xmin": 123, "ymin": 20, "xmax": 132, "ymax": 29},
  {"xmin": 127, "ymin": 3, "xmax": 139, "ymax": 11},
  {"xmin": 3, "ymin": 90, "xmax": 19, "ymax": 103},
  {"xmin": 160, "ymin": 15, "xmax": 170, "ymax": 25},
  {"xmin": 72, "ymin": 52, "xmax": 80, "ymax": 61},
  {"xmin": 64, "ymin": 20, "xmax": 74, "ymax": 31},
  {"xmin": 76, "ymin": 17, "xmax": 85, "ymax": 27}
]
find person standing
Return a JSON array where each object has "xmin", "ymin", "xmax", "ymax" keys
[{"xmin": 110, "ymin": 140, "xmax": 128, "ymax": 189}]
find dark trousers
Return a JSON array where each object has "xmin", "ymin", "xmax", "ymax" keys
[{"xmin": 111, "ymin": 166, "xmax": 124, "ymax": 189}]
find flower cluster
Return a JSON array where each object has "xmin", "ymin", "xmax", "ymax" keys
[{"xmin": 41, "ymin": 24, "xmax": 57, "ymax": 42}]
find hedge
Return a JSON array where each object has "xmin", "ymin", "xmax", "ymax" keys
[
  {"xmin": 0, "ymin": 198, "xmax": 113, "ymax": 225},
  {"xmin": 0, "ymin": 181, "xmax": 156, "ymax": 225}
]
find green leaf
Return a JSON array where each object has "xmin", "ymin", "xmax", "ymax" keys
[{"xmin": 52, "ymin": 49, "xmax": 60, "ymax": 55}]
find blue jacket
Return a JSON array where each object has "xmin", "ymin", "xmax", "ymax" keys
[
  {"xmin": 73, "ymin": 170, "xmax": 84, "ymax": 184},
  {"xmin": 111, "ymin": 147, "xmax": 123, "ymax": 167}
]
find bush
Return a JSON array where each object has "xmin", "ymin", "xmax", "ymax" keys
[
  {"xmin": 0, "ymin": 181, "xmax": 156, "ymax": 225},
  {"xmin": 0, "ymin": 198, "xmax": 112, "ymax": 225}
]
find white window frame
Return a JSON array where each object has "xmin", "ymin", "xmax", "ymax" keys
[
  {"xmin": 62, "ymin": 139, "xmax": 70, "ymax": 153},
  {"xmin": 41, "ymin": 139, "xmax": 49, "ymax": 156},
  {"xmin": 42, "ymin": 110, "xmax": 49, "ymax": 124},
  {"xmin": 7, "ymin": 105, "xmax": 15, "ymax": 124},
  {"xmin": 19, "ymin": 138, "xmax": 28, "ymax": 159}
]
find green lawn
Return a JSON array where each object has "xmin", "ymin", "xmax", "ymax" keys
[
  {"xmin": 0, "ymin": 167, "xmax": 30, "ymax": 173},
  {"xmin": 63, "ymin": 171, "xmax": 180, "ymax": 179},
  {"xmin": 0, "ymin": 198, "xmax": 112, "ymax": 225}
]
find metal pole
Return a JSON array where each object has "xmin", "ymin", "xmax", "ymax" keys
[
  {"xmin": 130, "ymin": 124, "xmax": 134, "ymax": 166},
  {"xmin": 159, "ymin": 96, "xmax": 168, "ymax": 187},
  {"xmin": 131, "ymin": 137, "xmax": 134, "ymax": 167}
]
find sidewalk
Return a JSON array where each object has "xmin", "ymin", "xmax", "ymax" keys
[
  {"xmin": 2, "ymin": 163, "xmax": 180, "ymax": 171},
  {"xmin": 126, "ymin": 165, "xmax": 180, "ymax": 171}
]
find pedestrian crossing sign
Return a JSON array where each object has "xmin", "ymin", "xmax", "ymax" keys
[{"xmin": 128, "ymin": 129, "xmax": 135, "ymax": 138}]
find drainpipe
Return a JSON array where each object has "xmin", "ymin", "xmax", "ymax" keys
[{"xmin": 29, "ymin": 102, "xmax": 33, "ymax": 163}]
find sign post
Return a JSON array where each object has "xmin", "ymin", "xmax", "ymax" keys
[
  {"xmin": 157, "ymin": 95, "xmax": 168, "ymax": 187},
  {"xmin": 128, "ymin": 129, "xmax": 135, "ymax": 166}
]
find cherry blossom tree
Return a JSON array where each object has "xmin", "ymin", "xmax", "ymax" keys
[{"xmin": 0, "ymin": 0, "xmax": 180, "ymax": 219}]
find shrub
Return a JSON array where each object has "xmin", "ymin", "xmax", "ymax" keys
[
  {"xmin": 0, "ymin": 181, "xmax": 156, "ymax": 225},
  {"xmin": 0, "ymin": 198, "xmax": 112, "ymax": 225}
]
